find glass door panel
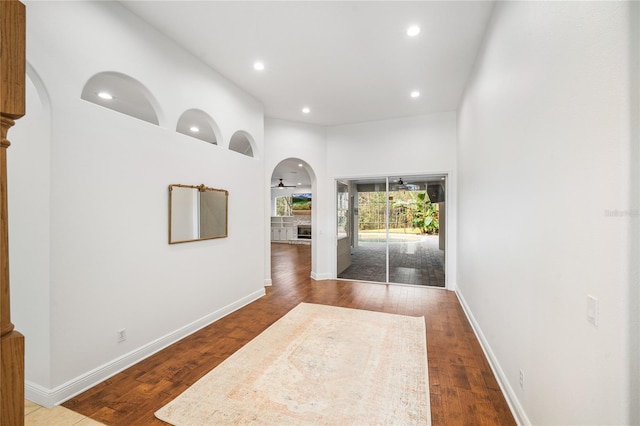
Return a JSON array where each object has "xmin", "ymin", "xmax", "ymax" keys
[
  {"xmin": 337, "ymin": 175, "xmax": 446, "ymax": 287},
  {"xmin": 387, "ymin": 176, "xmax": 446, "ymax": 286},
  {"xmin": 338, "ymin": 178, "xmax": 387, "ymax": 283},
  {"xmin": 336, "ymin": 181, "xmax": 351, "ymax": 276}
]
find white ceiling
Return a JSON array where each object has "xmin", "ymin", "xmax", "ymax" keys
[
  {"xmin": 270, "ymin": 158, "xmax": 312, "ymax": 189},
  {"xmin": 119, "ymin": 1, "xmax": 494, "ymax": 127},
  {"xmin": 118, "ymin": 1, "xmax": 494, "ymax": 188}
]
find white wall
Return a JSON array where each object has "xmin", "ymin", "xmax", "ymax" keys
[
  {"xmin": 457, "ymin": 1, "xmax": 638, "ymax": 424},
  {"xmin": 8, "ymin": 69, "xmax": 52, "ymax": 388},
  {"xmin": 265, "ymin": 114, "xmax": 457, "ymax": 282},
  {"xmin": 326, "ymin": 112, "xmax": 458, "ymax": 283},
  {"xmin": 632, "ymin": 2, "xmax": 640, "ymax": 421},
  {"xmin": 13, "ymin": 1, "xmax": 265, "ymax": 405}
]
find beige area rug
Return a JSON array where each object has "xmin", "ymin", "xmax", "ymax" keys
[{"xmin": 155, "ymin": 303, "xmax": 430, "ymax": 425}]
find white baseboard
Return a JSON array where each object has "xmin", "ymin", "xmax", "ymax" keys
[
  {"xmin": 455, "ymin": 290, "xmax": 530, "ymax": 426},
  {"xmin": 264, "ymin": 278, "xmax": 272, "ymax": 286},
  {"xmin": 26, "ymin": 288, "xmax": 266, "ymax": 408},
  {"xmin": 310, "ymin": 271, "xmax": 333, "ymax": 280}
]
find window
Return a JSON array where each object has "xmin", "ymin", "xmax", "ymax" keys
[{"xmin": 276, "ymin": 196, "xmax": 292, "ymax": 216}]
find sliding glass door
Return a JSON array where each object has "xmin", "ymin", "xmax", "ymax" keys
[{"xmin": 337, "ymin": 175, "xmax": 446, "ymax": 287}]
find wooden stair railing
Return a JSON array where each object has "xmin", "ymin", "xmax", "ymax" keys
[{"xmin": 0, "ymin": 1, "xmax": 26, "ymax": 424}]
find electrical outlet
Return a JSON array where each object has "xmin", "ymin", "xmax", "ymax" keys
[
  {"xmin": 117, "ymin": 329, "xmax": 126, "ymax": 343},
  {"xmin": 519, "ymin": 370, "xmax": 524, "ymax": 389}
]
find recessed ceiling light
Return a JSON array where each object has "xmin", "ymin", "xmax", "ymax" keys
[
  {"xmin": 302, "ymin": 107, "xmax": 311, "ymax": 114},
  {"xmin": 189, "ymin": 126, "xmax": 199, "ymax": 133},
  {"xmin": 253, "ymin": 61, "xmax": 265, "ymax": 71},
  {"xmin": 298, "ymin": 182, "xmax": 302, "ymax": 185},
  {"xmin": 407, "ymin": 25, "xmax": 421, "ymax": 37},
  {"xmin": 410, "ymin": 91, "xmax": 420, "ymax": 98},
  {"xmin": 298, "ymin": 164, "xmax": 303, "ymax": 167},
  {"xmin": 98, "ymin": 92, "xmax": 113, "ymax": 100}
]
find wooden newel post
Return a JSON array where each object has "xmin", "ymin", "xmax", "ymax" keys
[{"xmin": 0, "ymin": 1, "xmax": 26, "ymax": 424}]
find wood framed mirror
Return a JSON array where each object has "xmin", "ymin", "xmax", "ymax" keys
[{"xmin": 169, "ymin": 184, "xmax": 228, "ymax": 244}]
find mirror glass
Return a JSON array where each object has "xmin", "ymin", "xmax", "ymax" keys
[{"xmin": 169, "ymin": 184, "xmax": 228, "ymax": 244}]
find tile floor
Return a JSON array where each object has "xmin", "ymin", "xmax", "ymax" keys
[
  {"xmin": 338, "ymin": 233, "xmax": 445, "ymax": 286},
  {"xmin": 25, "ymin": 400, "xmax": 104, "ymax": 426}
]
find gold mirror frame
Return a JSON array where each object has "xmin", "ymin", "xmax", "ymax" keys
[{"xmin": 169, "ymin": 184, "xmax": 228, "ymax": 244}]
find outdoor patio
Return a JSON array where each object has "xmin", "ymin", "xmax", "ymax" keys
[{"xmin": 338, "ymin": 234, "xmax": 445, "ymax": 287}]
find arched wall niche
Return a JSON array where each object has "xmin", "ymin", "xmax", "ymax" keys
[
  {"xmin": 229, "ymin": 130, "xmax": 256, "ymax": 158},
  {"xmin": 80, "ymin": 71, "xmax": 163, "ymax": 126},
  {"xmin": 26, "ymin": 62, "xmax": 52, "ymax": 113},
  {"xmin": 176, "ymin": 109, "xmax": 221, "ymax": 145}
]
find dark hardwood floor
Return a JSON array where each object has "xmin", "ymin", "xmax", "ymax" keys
[{"xmin": 64, "ymin": 243, "xmax": 515, "ymax": 425}]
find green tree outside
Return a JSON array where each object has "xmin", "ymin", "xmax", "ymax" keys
[{"xmin": 357, "ymin": 190, "xmax": 439, "ymax": 234}]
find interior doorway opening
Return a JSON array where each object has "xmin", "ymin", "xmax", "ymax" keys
[
  {"xmin": 270, "ymin": 159, "xmax": 313, "ymax": 245},
  {"xmin": 337, "ymin": 175, "xmax": 446, "ymax": 287}
]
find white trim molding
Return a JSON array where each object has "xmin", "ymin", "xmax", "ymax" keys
[
  {"xmin": 310, "ymin": 271, "xmax": 333, "ymax": 280},
  {"xmin": 455, "ymin": 290, "xmax": 530, "ymax": 426},
  {"xmin": 26, "ymin": 288, "xmax": 266, "ymax": 408}
]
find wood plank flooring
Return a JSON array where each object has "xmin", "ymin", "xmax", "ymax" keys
[{"xmin": 64, "ymin": 243, "xmax": 515, "ymax": 425}]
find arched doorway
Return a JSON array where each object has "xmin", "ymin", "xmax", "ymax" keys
[{"xmin": 269, "ymin": 158, "xmax": 315, "ymax": 280}]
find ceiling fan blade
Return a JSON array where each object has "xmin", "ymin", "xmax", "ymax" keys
[{"xmin": 271, "ymin": 178, "xmax": 297, "ymax": 188}]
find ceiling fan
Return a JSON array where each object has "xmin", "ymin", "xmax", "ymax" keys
[
  {"xmin": 272, "ymin": 178, "xmax": 296, "ymax": 189},
  {"xmin": 392, "ymin": 178, "xmax": 420, "ymax": 191}
]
